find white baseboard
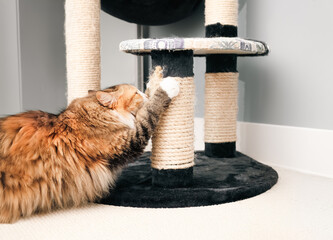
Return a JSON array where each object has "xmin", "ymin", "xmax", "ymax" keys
[{"xmin": 236, "ymin": 121, "xmax": 333, "ymax": 179}]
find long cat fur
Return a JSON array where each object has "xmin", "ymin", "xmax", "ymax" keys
[{"xmin": 0, "ymin": 67, "xmax": 178, "ymax": 223}]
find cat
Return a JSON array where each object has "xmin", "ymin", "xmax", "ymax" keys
[{"xmin": 0, "ymin": 67, "xmax": 179, "ymax": 223}]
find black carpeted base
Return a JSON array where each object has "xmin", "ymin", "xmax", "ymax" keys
[{"xmin": 99, "ymin": 151, "xmax": 278, "ymax": 208}]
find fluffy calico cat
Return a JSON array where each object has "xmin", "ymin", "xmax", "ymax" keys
[{"xmin": 0, "ymin": 67, "xmax": 179, "ymax": 223}]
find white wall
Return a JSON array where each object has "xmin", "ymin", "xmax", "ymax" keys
[
  {"xmin": 0, "ymin": 0, "xmax": 22, "ymax": 116},
  {"xmin": 100, "ymin": 12, "xmax": 137, "ymax": 89},
  {"xmin": 238, "ymin": 0, "xmax": 333, "ymax": 130},
  {"xmin": 19, "ymin": 0, "xmax": 67, "ymax": 114}
]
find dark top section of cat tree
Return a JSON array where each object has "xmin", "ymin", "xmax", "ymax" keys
[
  {"xmin": 152, "ymin": 50, "xmax": 194, "ymax": 78},
  {"xmin": 101, "ymin": 0, "xmax": 202, "ymax": 25},
  {"xmin": 99, "ymin": 151, "xmax": 278, "ymax": 208},
  {"xmin": 206, "ymin": 23, "xmax": 238, "ymax": 38}
]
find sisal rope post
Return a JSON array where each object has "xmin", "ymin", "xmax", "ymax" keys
[
  {"xmin": 205, "ymin": 73, "xmax": 238, "ymax": 143},
  {"xmin": 205, "ymin": 0, "xmax": 238, "ymax": 27},
  {"xmin": 150, "ymin": 51, "xmax": 195, "ymax": 188},
  {"xmin": 204, "ymin": 0, "xmax": 239, "ymax": 158},
  {"xmin": 65, "ymin": 0, "xmax": 101, "ymax": 105},
  {"xmin": 151, "ymin": 76, "xmax": 195, "ymax": 170}
]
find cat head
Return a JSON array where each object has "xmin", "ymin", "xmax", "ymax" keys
[
  {"xmin": 94, "ymin": 84, "xmax": 147, "ymax": 115},
  {"xmin": 68, "ymin": 84, "xmax": 147, "ymax": 129}
]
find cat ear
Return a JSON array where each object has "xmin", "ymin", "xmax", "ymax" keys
[
  {"xmin": 88, "ymin": 90, "xmax": 96, "ymax": 95},
  {"xmin": 96, "ymin": 91, "xmax": 117, "ymax": 108}
]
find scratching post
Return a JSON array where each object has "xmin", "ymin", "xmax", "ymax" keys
[
  {"xmin": 204, "ymin": 0, "xmax": 239, "ymax": 158},
  {"xmin": 99, "ymin": 0, "xmax": 278, "ymax": 208},
  {"xmin": 150, "ymin": 51, "xmax": 195, "ymax": 187},
  {"xmin": 65, "ymin": 0, "xmax": 101, "ymax": 104}
]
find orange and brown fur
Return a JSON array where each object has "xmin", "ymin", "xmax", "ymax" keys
[{"xmin": 0, "ymin": 67, "xmax": 178, "ymax": 223}]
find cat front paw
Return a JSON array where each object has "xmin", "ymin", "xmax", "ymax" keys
[{"xmin": 160, "ymin": 77, "xmax": 180, "ymax": 99}]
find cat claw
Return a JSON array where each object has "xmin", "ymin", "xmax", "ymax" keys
[{"xmin": 160, "ymin": 77, "xmax": 180, "ymax": 99}]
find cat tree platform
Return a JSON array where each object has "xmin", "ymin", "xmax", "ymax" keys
[{"xmin": 120, "ymin": 37, "xmax": 269, "ymax": 56}]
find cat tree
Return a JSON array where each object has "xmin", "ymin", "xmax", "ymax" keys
[{"xmin": 65, "ymin": 0, "xmax": 278, "ymax": 207}]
